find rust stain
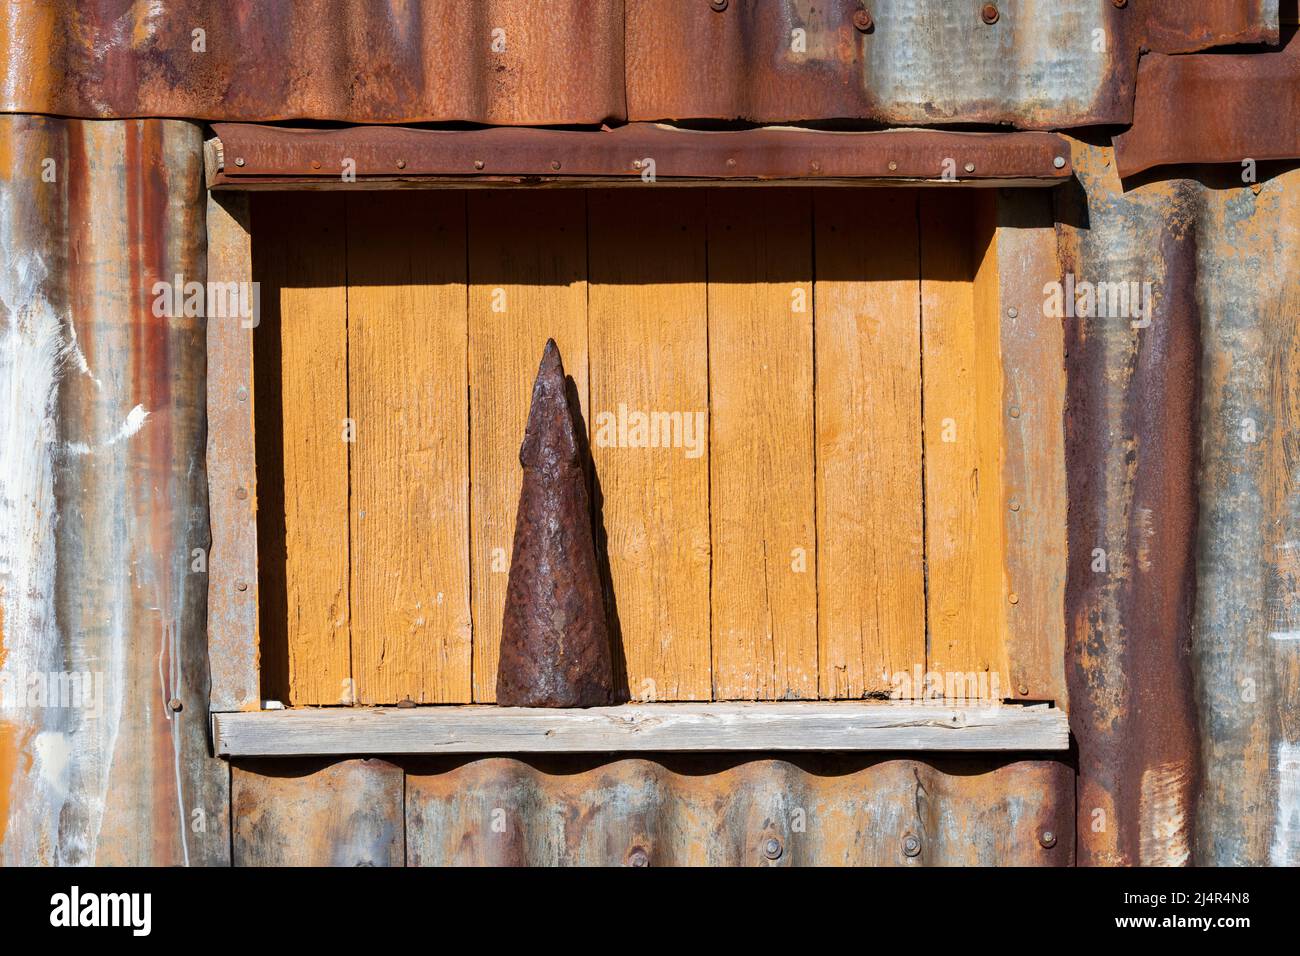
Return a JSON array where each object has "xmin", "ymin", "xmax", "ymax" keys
[{"xmin": 1060, "ymin": 141, "xmax": 1201, "ymax": 865}]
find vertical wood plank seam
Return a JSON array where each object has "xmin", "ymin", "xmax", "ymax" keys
[
  {"xmin": 915, "ymin": 195, "xmax": 932, "ymax": 673},
  {"xmin": 342, "ymin": 195, "xmax": 354, "ymax": 704},
  {"xmin": 808, "ymin": 188, "xmax": 820, "ymax": 694},
  {"xmin": 464, "ymin": 193, "xmax": 475, "ymax": 703},
  {"xmin": 704, "ymin": 189, "xmax": 715, "ymax": 699}
]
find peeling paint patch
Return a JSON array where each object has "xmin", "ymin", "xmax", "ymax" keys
[
  {"xmin": 1271, "ymin": 742, "xmax": 1300, "ymax": 866},
  {"xmin": 1139, "ymin": 761, "xmax": 1191, "ymax": 866},
  {"xmin": 64, "ymin": 404, "xmax": 150, "ymax": 456}
]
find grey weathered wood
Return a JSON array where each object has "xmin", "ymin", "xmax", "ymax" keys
[{"xmin": 214, "ymin": 702, "xmax": 1069, "ymax": 756}]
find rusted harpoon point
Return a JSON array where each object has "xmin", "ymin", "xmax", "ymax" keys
[{"xmin": 496, "ymin": 339, "xmax": 614, "ymax": 707}]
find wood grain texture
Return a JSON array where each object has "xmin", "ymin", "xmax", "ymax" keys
[
  {"xmin": 346, "ymin": 192, "xmax": 471, "ymax": 704},
  {"xmin": 814, "ymin": 189, "xmax": 925, "ymax": 698},
  {"xmin": 206, "ymin": 191, "xmax": 260, "ymax": 712},
  {"xmin": 215, "ymin": 702, "xmax": 1070, "ymax": 756},
  {"xmin": 919, "ymin": 191, "xmax": 1008, "ymax": 687},
  {"xmin": 232, "ymin": 758, "xmax": 404, "ymax": 866},
  {"xmin": 588, "ymin": 190, "xmax": 710, "ymax": 701},
  {"xmin": 253, "ymin": 192, "xmax": 351, "ymax": 706},
  {"xmin": 992, "ymin": 192, "xmax": 1068, "ymax": 703},
  {"xmin": 469, "ymin": 191, "xmax": 588, "ymax": 702},
  {"xmin": 707, "ymin": 189, "xmax": 818, "ymax": 700}
]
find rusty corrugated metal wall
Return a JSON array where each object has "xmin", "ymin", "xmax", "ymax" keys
[{"xmin": 1, "ymin": 0, "xmax": 1297, "ymax": 866}]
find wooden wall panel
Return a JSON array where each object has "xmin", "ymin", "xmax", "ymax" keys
[
  {"xmin": 588, "ymin": 190, "xmax": 711, "ymax": 701},
  {"xmin": 468, "ymin": 192, "xmax": 589, "ymax": 702},
  {"xmin": 232, "ymin": 759, "xmax": 404, "ymax": 866},
  {"xmin": 253, "ymin": 193, "xmax": 351, "ymax": 706},
  {"xmin": 347, "ymin": 193, "xmax": 472, "ymax": 704},
  {"xmin": 814, "ymin": 190, "xmax": 926, "ymax": 698},
  {"xmin": 919, "ymin": 192, "xmax": 1008, "ymax": 689},
  {"xmin": 707, "ymin": 189, "xmax": 818, "ymax": 700}
]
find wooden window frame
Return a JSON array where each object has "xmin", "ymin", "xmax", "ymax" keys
[{"xmin": 204, "ymin": 156, "xmax": 1070, "ymax": 756}]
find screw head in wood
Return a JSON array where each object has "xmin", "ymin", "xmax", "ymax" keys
[
  {"xmin": 710, "ymin": 0, "xmax": 728, "ymax": 11},
  {"xmin": 396, "ymin": 159, "xmax": 407, "ymax": 169},
  {"xmin": 964, "ymin": 162, "xmax": 976, "ymax": 173},
  {"xmin": 853, "ymin": 9, "xmax": 874, "ymax": 32},
  {"xmin": 311, "ymin": 159, "xmax": 321, "ymax": 170},
  {"xmin": 235, "ymin": 486, "xmax": 248, "ymax": 500},
  {"xmin": 981, "ymin": 4, "xmax": 999, "ymax": 25},
  {"xmin": 764, "ymin": 836, "xmax": 784, "ymax": 860},
  {"xmin": 235, "ymin": 581, "xmax": 248, "ymax": 592},
  {"xmin": 626, "ymin": 846, "xmax": 650, "ymax": 867},
  {"xmin": 1009, "ymin": 405, "xmax": 1021, "ymax": 418},
  {"xmin": 1054, "ymin": 156, "xmax": 1067, "ymax": 169},
  {"xmin": 474, "ymin": 159, "xmax": 485, "ymax": 170},
  {"xmin": 550, "ymin": 160, "xmax": 561, "ymax": 170},
  {"xmin": 1009, "ymin": 593, "xmax": 1019, "ymax": 605},
  {"xmin": 902, "ymin": 833, "xmax": 921, "ymax": 857},
  {"xmin": 234, "ymin": 157, "xmax": 245, "ymax": 167},
  {"xmin": 168, "ymin": 697, "xmax": 183, "ymax": 712},
  {"xmin": 1040, "ymin": 830, "xmax": 1057, "ymax": 848},
  {"xmin": 1007, "ymin": 306, "xmax": 1018, "ymax": 318}
]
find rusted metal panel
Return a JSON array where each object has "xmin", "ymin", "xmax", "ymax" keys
[
  {"xmin": 1192, "ymin": 169, "xmax": 1300, "ymax": 865},
  {"xmin": 0, "ymin": 116, "xmax": 227, "ymax": 864},
  {"xmin": 205, "ymin": 191, "xmax": 260, "ymax": 713},
  {"xmin": 232, "ymin": 758, "xmax": 404, "ymax": 866},
  {"xmin": 208, "ymin": 123, "xmax": 1073, "ymax": 187},
  {"xmin": 404, "ymin": 754, "xmax": 1074, "ymax": 866},
  {"xmin": 1057, "ymin": 141, "xmax": 1203, "ymax": 866},
  {"xmin": 0, "ymin": 0, "xmax": 624, "ymax": 125},
  {"xmin": 1058, "ymin": 144, "xmax": 1300, "ymax": 867},
  {"xmin": 0, "ymin": 1, "xmax": 1275, "ymax": 129},
  {"xmin": 1114, "ymin": 33, "xmax": 1300, "ymax": 178},
  {"xmin": 626, "ymin": 0, "xmax": 1279, "ymax": 130}
]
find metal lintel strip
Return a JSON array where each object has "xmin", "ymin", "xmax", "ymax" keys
[{"xmin": 209, "ymin": 123, "xmax": 1073, "ymax": 187}]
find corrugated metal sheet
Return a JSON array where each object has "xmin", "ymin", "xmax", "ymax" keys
[
  {"xmin": 230, "ymin": 755, "xmax": 1074, "ymax": 866},
  {"xmin": 1059, "ymin": 142, "xmax": 1300, "ymax": 865},
  {"xmin": 0, "ymin": 0, "xmax": 1279, "ymax": 127},
  {"xmin": 0, "ymin": 115, "xmax": 226, "ymax": 865},
  {"xmin": 0, "ymin": 0, "xmax": 624, "ymax": 125}
]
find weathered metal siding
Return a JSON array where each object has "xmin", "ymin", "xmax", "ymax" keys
[
  {"xmin": 229, "ymin": 755, "xmax": 1074, "ymax": 866},
  {"xmin": 1059, "ymin": 142, "xmax": 1300, "ymax": 865},
  {"xmin": 1192, "ymin": 166, "xmax": 1300, "ymax": 866},
  {"xmin": 0, "ymin": 0, "xmax": 625, "ymax": 125},
  {"xmin": 0, "ymin": 1, "xmax": 1277, "ymax": 126},
  {"xmin": 0, "ymin": 2, "xmax": 1297, "ymax": 868},
  {"xmin": 0, "ymin": 115, "xmax": 226, "ymax": 865}
]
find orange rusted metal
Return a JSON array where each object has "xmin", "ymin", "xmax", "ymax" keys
[
  {"xmin": 0, "ymin": 115, "xmax": 227, "ymax": 865},
  {"xmin": 208, "ymin": 122, "xmax": 1073, "ymax": 187},
  {"xmin": 1114, "ymin": 31, "xmax": 1300, "ymax": 178}
]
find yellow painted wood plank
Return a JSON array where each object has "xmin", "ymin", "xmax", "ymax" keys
[
  {"xmin": 252, "ymin": 192, "xmax": 351, "ymax": 706},
  {"xmin": 814, "ymin": 189, "xmax": 926, "ymax": 698},
  {"xmin": 920, "ymin": 192, "xmax": 1008, "ymax": 693},
  {"xmin": 469, "ymin": 191, "xmax": 588, "ymax": 702},
  {"xmin": 347, "ymin": 192, "xmax": 471, "ymax": 704},
  {"xmin": 588, "ymin": 190, "xmax": 710, "ymax": 702},
  {"xmin": 707, "ymin": 188, "xmax": 818, "ymax": 700}
]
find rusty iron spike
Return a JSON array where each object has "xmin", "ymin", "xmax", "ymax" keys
[{"xmin": 496, "ymin": 339, "xmax": 614, "ymax": 708}]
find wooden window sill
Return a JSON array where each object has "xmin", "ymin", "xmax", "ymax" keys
[{"xmin": 212, "ymin": 701, "xmax": 1068, "ymax": 757}]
